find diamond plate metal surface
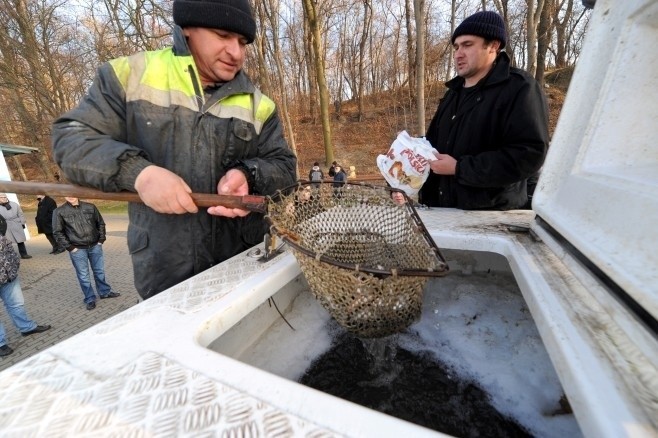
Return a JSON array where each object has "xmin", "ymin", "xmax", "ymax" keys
[
  {"xmin": 0, "ymin": 351, "xmax": 336, "ymax": 437},
  {"xmin": 94, "ymin": 247, "xmax": 293, "ymax": 336}
]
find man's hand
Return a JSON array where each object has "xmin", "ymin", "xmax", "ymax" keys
[
  {"xmin": 207, "ymin": 169, "xmax": 250, "ymax": 217},
  {"xmin": 429, "ymin": 151, "xmax": 458, "ymax": 175},
  {"xmin": 134, "ymin": 165, "xmax": 198, "ymax": 214}
]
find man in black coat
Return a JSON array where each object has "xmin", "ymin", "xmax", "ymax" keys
[
  {"xmin": 36, "ymin": 195, "xmax": 63, "ymax": 254},
  {"xmin": 419, "ymin": 11, "xmax": 549, "ymax": 210}
]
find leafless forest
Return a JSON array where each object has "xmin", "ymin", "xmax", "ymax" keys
[{"xmin": 0, "ymin": 0, "xmax": 590, "ymax": 180}]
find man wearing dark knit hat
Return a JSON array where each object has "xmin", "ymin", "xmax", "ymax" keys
[
  {"xmin": 419, "ymin": 10, "xmax": 549, "ymax": 210},
  {"xmin": 52, "ymin": 0, "xmax": 297, "ymax": 299}
]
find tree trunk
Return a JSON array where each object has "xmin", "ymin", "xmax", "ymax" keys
[
  {"xmin": 334, "ymin": 14, "xmax": 346, "ymax": 117},
  {"xmin": 404, "ymin": 0, "xmax": 416, "ymax": 95},
  {"xmin": 535, "ymin": 0, "xmax": 553, "ymax": 85},
  {"xmin": 446, "ymin": 0, "xmax": 456, "ymax": 81},
  {"xmin": 492, "ymin": 0, "xmax": 515, "ymax": 66},
  {"xmin": 303, "ymin": 20, "xmax": 318, "ymax": 123},
  {"xmin": 36, "ymin": 150, "xmax": 56, "ymax": 182},
  {"xmin": 258, "ymin": 0, "xmax": 298, "ymax": 178},
  {"xmin": 301, "ymin": 0, "xmax": 334, "ymax": 165},
  {"xmin": 252, "ymin": 3, "xmax": 272, "ymax": 95},
  {"xmin": 526, "ymin": 0, "xmax": 546, "ymax": 76},
  {"xmin": 10, "ymin": 156, "xmax": 27, "ymax": 181},
  {"xmin": 553, "ymin": 0, "xmax": 574, "ymax": 68},
  {"xmin": 357, "ymin": 0, "xmax": 372, "ymax": 122},
  {"xmin": 414, "ymin": 0, "xmax": 425, "ymax": 136}
]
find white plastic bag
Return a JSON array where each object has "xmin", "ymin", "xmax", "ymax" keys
[{"xmin": 376, "ymin": 131, "xmax": 436, "ymax": 198}]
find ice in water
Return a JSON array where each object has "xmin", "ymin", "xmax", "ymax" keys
[{"xmin": 223, "ymin": 263, "xmax": 581, "ymax": 437}]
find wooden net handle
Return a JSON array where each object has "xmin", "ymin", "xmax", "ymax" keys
[{"xmin": 0, "ymin": 180, "xmax": 268, "ymax": 213}]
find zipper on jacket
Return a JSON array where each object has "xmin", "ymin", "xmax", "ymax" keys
[
  {"xmin": 188, "ymin": 64, "xmax": 204, "ymax": 112},
  {"xmin": 187, "ymin": 63, "xmax": 205, "ymax": 272},
  {"xmin": 210, "ymin": 115, "xmax": 217, "ymax": 260}
]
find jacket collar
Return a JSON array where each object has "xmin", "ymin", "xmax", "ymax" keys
[
  {"xmin": 172, "ymin": 25, "xmax": 190, "ymax": 56},
  {"xmin": 446, "ymin": 51, "xmax": 511, "ymax": 91},
  {"xmin": 171, "ymin": 25, "xmax": 254, "ymax": 96}
]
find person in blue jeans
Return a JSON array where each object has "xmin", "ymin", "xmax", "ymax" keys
[
  {"xmin": 0, "ymin": 222, "xmax": 51, "ymax": 357},
  {"xmin": 53, "ymin": 197, "xmax": 120, "ymax": 310}
]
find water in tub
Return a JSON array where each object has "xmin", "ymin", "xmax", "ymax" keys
[{"xmin": 235, "ymin": 268, "xmax": 581, "ymax": 437}]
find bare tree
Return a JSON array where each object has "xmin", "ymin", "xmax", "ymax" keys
[
  {"xmin": 550, "ymin": 0, "xmax": 588, "ymax": 68},
  {"xmin": 535, "ymin": 0, "xmax": 553, "ymax": 84},
  {"xmin": 0, "ymin": 0, "xmax": 82, "ymax": 181},
  {"xmin": 301, "ymin": 0, "xmax": 334, "ymax": 165},
  {"xmin": 356, "ymin": 0, "xmax": 372, "ymax": 121},
  {"xmin": 333, "ymin": 13, "xmax": 347, "ymax": 116},
  {"xmin": 525, "ymin": 0, "xmax": 547, "ymax": 76},
  {"xmin": 303, "ymin": 19, "xmax": 318, "ymax": 122},
  {"xmin": 404, "ymin": 0, "xmax": 416, "ymax": 92},
  {"xmin": 0, "ymin": 0, "xmax": 595, "ymax": 181},
  {"xmin": 252, "ymin": 5, "xmax": 272, "ymax": 95},
  {"xmin": 414, "ymin": 0, "xmax": 426, "ymax": 135},
  {"xmin": 257, "ymin": 0, "xmax": 298, "ymax": 162},
  {"xmin": 338, "ymin": 3, "xmax": 361, "ymax": 109},
  {"xmin": 445, "ymin": 0, "xmax": 457, "ymax": 79},
  {"xmin": 380, "ymin": 1, "xmax": 405, "ymax": 90},
  {"xmin": 79, "ymin": 0, "xmax": 171, "ymax": 62},
  {"xmin": 491, "ymin": 0, "xmax": 516, "ymax": 66},
  {"xmin": 552, "ymin": 0, "xmax": 573, "ymax": 67}
]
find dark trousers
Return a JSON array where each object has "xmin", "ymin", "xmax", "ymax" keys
[
  {"xmin": 45, "ymin": 233, "xmax": 60, "ymax": 251},
  {"xmin": 16, "ymin": 242, "xmax": 29, "ymax": 257}
]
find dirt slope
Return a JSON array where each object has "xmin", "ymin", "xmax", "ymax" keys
[{"xmin": 296, "ymin": 72, "xmax": 568, "ymax": 177}]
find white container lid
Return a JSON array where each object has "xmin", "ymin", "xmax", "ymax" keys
[{"xmin": 533, "ymin": 0, "xmax": 657, "ymax": 327}]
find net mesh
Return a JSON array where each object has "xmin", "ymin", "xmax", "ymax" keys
[{"xmin": 266, "ymin": 181, "xmax": 448, "ymax": 338}]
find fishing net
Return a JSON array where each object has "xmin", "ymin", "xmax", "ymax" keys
[{"xmin": 266, "ymin": 181, "xmax": 448, "ymax": 338}]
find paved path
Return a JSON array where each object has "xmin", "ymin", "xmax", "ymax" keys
[{"xmin": 0, "ymin": 213, "xmax": 139, "ymax": 372}]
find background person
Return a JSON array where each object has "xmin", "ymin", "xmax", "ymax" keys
[
  {"xmin": 328, "ymin": 161, "xmax": 338, "ymax": 177},
  {"xmin": 309, "ymin": 162, "xmax": 324, "ymax": 189},
  {"xmin": 418, "ymin": 11, "xmax": 549, "ymax": 210},
  {"xmin": 36, "ymin": 194, "xmax": 63, "ymax": 254},
  {"xmin": 51, "ymin": 0, "xmax": 297, "ymax": 300},
  {"xmin": 332, "ymin": 165, "xmax": 347, "ymax": 197},
  {"xmin": 391, "ymin": 190, "xmax": 406, "ymax": 205},
  {"xmin": 0, "ymin": 194, "xmax": 31, "ymax": 259},
  {"xmin": 332, "ymin": 165, "xmax": 347, "ymax": 186},
  {"xmin": 52, "ymin": 198, "xmax": 120, "ymax": 311},
  {"xmin": 309, "ymin": 162, "xmax": 324, "ymax": 182},
  {"xmin": 0, "ymin": 218, "xmax": 50, "ymax": 357}
]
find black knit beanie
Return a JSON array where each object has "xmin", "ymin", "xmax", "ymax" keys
[
  {"xmin": 452, "ymin": 11, "xmax": 507, "ymax": 49},
  {"xmin": 173, "ymin": 0, "xmax": 256, "ymax": 44}
]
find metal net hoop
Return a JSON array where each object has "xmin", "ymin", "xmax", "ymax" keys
[{"xmin": 266, "ymin": 181, "xmax": 448, "ymax": 338}]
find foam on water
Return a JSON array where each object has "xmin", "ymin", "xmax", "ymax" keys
[{"xmin": 234, "ymin": 270, "xmax": 581, "ymax": 437}]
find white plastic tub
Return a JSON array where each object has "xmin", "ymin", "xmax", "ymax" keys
[
  {"xmin": 0, "ymin": 0, "xmax": 654, "ymax": 436},
  {"xmin": 209, "ymin": 248, "xmax": 581, "ymax": 437}
]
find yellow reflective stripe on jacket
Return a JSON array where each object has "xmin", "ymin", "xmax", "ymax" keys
[
  {"xmin": 109, "ymin": 49, "xmax": 199, "ymax": 111},
  {"xmin": 207, "ymin": 89, "xmax": 275, "ymax": 134},
  {"xmin": 110, "ymin": 57, "xmax": 131, "ymax": 90},
  {"xmin": 109, "ymin": 49, "xmax": 276, "ymax": 133},
  {"xmin": 255, "ymin": 94, "xmax": 276, "ymax": 123}
]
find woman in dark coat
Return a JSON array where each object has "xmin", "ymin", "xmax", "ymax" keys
[{"xmin": 36, "ymin": 195, "xmax": 63, "ymax": 254}]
